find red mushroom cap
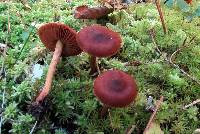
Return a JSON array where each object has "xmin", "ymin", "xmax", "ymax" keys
[
  {"xmin": 74, "ymin": 5, "xmax": 89, "ymax": 19},
  {"xmin": 74, "ymin": 5, "xmax": 114, "ymax": 19},
  {"xmin": 94, "ymin": 70, "xmax": 137, "ymax": 107},
  {"xmin": 76, "ymin": 25, "xmax": 121, "ymax": 57},
  {"xmin": 38, "ymin": 22, "xmax": 82, "ymax": 57}
]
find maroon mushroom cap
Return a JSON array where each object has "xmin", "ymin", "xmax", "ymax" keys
[
  {"xmin": 74, "ymin": 5, "xmax": 89, "ymax": 19},
  {"xmin": 94, "ymin": 70, "xmax": 138, "ymax": 107},
  {"xmin": 76, "ymin": 25, "xmax": 122, "ymax": 57},
  {"xmin": 74, "ymin": 5, "xmax": 114, "ymax": 19},
  {"xmin": 38, "ymin": 22, "xmax": 82, "ymax": 57}
]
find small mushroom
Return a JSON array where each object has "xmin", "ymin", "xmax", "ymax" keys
[
  {"xmin": 74, "ymin": 5, "xmax": 114, "ymax": 19},
  {"xmin": 76, "ymin": 24, "xmax": 122, "ymax": 75},
  {"xmin": 35, "ymin": 23, "xmax": 82, "ymax": 103},
  {"xmin": 94, "ymin": 70, "xmax": 138, "ymax": 117}
]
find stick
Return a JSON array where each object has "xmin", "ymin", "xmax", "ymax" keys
[
  {"xmin": 143, "ymin": 96, "xmax": 164, "ymax": 134},
  {"xmin": 155, "ymin": 0, "xmax": 167, "ymax": 34},
  {"xmin": 124, "ymin": 125, "xmax": 136, "ymax": 134},
  {"xmin": 169, "ymin": 62, "xmax": 200, "ymax": 85},
  {"xmin": 169, "ymin": 37, "xmax": 187, "ymax": 63},
  {"xmin": 183, "ymin": 99, "xmax": 200, "ymax": 109},
  {"xmin": 29, "ymin": 121, "xmax": 38, "ymax": 134}
]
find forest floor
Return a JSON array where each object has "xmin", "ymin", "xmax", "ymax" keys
[{"xmin": 0, "ymin": 0, "xmax": 200, "ymax": 134}]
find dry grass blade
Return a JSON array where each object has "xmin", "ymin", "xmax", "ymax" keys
[
  {"xmin": 183, "ymin": 99, "xmax": 200, "ymax": 109},
  {"xmin": 125, "ymin": 125, "xmax": 136, "ymax": 134},
  {"xmin": 143, "ymin": 96, "xmax": 164, "ymax": 134},
  {"xmin": 29, "ymin": 121, "xmax": 38, "ymax": 134}
]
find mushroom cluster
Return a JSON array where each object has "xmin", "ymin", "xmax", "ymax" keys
[{"xmin": 31, "ymin": 1, "xmax": 139, "ymax": 120}]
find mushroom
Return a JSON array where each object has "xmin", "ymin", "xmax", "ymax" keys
[
  {"xmin": 74, "ymin": 5, "xmax": 114, "ymax": 19},
  {"xmin": 74, "ymin": 5, "xmax": 114, "ymax": 26},
  {"xmin": 94, "ymin": 70, "xmax": 138, "ymax": 117},
  {"xmin": 76, "ymin": 24, "xmax": 122, "ymax": 75},
  {"xmin": 35, "ymin": 22, "xmax": 82, "ymax": 103}
]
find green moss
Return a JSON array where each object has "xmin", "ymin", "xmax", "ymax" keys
[{"xmin": 0, "ymin": 0, "xmax": 200, "ymax": 133}]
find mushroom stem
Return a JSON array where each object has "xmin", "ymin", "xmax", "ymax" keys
[
  {"xmin": 89, "ymin": 55, "xmax": 100, "ymax": 75},
  {"xmin": 100, "ymin": 105, "xmax": 110, "ymax": 118},
  {"xmin": 36, "ymin": 40, "xmax": 63, "ymax": 103}
]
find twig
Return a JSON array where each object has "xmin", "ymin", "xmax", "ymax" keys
[
  {"xmin": 149, "ymin": 29, "xmax": 200, "ymax": 86},
  {"xmin": 143, "ymin": 96, "xmax": 164, "ymax": 134},
  {"xmin": 20, "ymin": 0, "xmax": 31, "ymax": 10},
  {"xmin": 170, "ymin": 63, "xmax": 200, "ymax": 85},
  {"xmin": 124, "ymin": 125, "xmax": 136, "ymax": 134},
  {"xmin": 189, "ymin": 36, "xmax": 196, "ymax": 43},
  {"xmin": 29, "ymin": 121, "xmax": 38, "ymax": 134},
  {"xmin": 149, "ymin": 29, "xmax": 162, "ymax": 54},
  {"xmin": 0, "ymin": 89, "xmax": 6, "ymax": 134},
  {"xmin": 169, "ymin": 37, "xmax": 187, "ymax": 63},
  {"xmin": 155, "ymin": 0, "xmax": 167, "ymax": 34},
  {"xmin": 183, "ymin": 99, "xmax": 200, "ymax": 109},
  {"xmin": 170, "ymin": 36, "xmax": 196, "ymax": 63}
]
